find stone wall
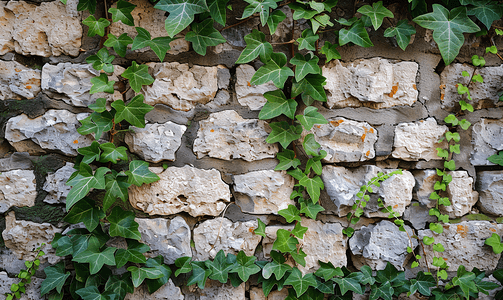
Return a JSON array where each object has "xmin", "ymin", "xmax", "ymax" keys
[{"xmin": 1, "ymin": 0, "xmax": 503, "ymax": 299}]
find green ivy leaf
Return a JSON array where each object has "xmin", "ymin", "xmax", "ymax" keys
[
  {"xmin": 66, "ymin": 164, "xmax": 109, "ymax": 210},
  {"xmin": 115, "ymin": 240, "xmax": 149, "ymax": 268},
  {"xmin": 86, "ymin": 48, "xmax": 115, "ymax": 73},
  {"xmin": 369, "ymin": 281, "xmax": 394, "ymax": 300},
  {"xmin": 288, "ymin": 2, "xmax": 317, "ymax": 20},
  {"xmin": 444, "ymin": 160, "xmax": 456, "ymax": 171},
  {"xmin": 444, "ymin": 114, "xmax": 458, "ymax": 125},
  {"xmin": 242, "ymin": 0, "xmax": 280, "ymax": 26},
  {"xmin": 108, "ymin": 0, "xmax": 136, "ymax": 26},
  {"xmin": 90, "ymin": 73, "xmax": 115, "ymax": 94},
  {"xmin": 83, "ymin": 16, "xmax": 110, "ymax": 37},
  {"xmin": 262, "ymin": 259, "xmax": 292, "ymax": 281},
  {"xmin": 266, "ymin": 121, "xmax": 303, "ymax": 148},
  {"xmin": 278, "ymin": 204, "xmax": 302, "ymax": 223},
  {"xmin": 460, "ymin": 100, "xmax": 474, "ymax": 112},
  {"xmin": 175, "ymin": 257, "xmax": 193, "ymax": 276},
  {"xmin": 187, "ymin": 263, "xmax": 212, "ymax": 288},
  {"xmin": 472, "ymin": 74, "xmax": 484, "ymax": 83},
  {"xmin": 99, "ymin": 143, "xmax": 128, "ymax": 164},
  {"xmin": 339, "ymin": 20, "xmax": 373, "ymax": 48},
  {"xmin": 105, "ymin": 172, "xmax": 130, "ymax": 202},
  {"xmin": 275, "ymin": 149, "xmax": 301, "ymax": 170},
  {"xmin": 299, "ymin": 175, "xmax": 324, "ymax": 203},
  {"xmin": 413, "ymin": 5, "xmax": 480, "ymax": 64},
  {"xmin": 357, "ymin": 1, "xmax": 394, "ymax": 30},
  {"xmin": 104, "ymin": 33, "xmax": 133, "ymax": 57},
  {"xmin": 459, "ymin": 119, "xmax": 471, "ymax": 130},
  {"xmin": 185, "ymin": 19, "xmax": 226, "ymax": 56},
  {"xmin": 112, "ymin": 94, "xmax": 154, "ymax": 128},
  {"xmin": 284, "ymin": 268, "xmax": 317, "ymax": 297},
  {"xmin": 64, "ymin": 197, "xmax": 105, "ymax": 232},
  {"xmin": 88, "ymin": 98, "xmax": 107, "ymax": 113},
  {"xmin": 76, "ymin": 286, "xmax": 108, "ymax": 300},
  {"xmin": 433, "ymin": 243, "xmax": 445, "ymax": 252},
  {"xmin": 267, "ymin": 9, "xmax": 286, "ymax": 35},
  {"xmin": 383, "ymin": 19, "xmax": 416, "ymax": 50},
  {"xmin": 320, "ymin": 41, "xmax": 341, "ymax": 63},
  {"xmin": 40, "ymin": 262, "xmax": 70, "ymax": 296},
  {"xmin": 303, "ymin": 133, "xmax": 321, "ymax": 156},
  {"xmin": 77, "ymin": 111, "xmax": 114, "ymax": 139},
  {"xmin": 360, "ymin": 265, "xmax": 376, "ymax": 285},
  {"xmin": 154, "ymin": 0, "xmax": 208, "ymax": 37},
  {"xmin": 104, "ymin": 275, "xmax": 134, "ymax": 299},
  {"xmin": 291, "ymin": 74, "xmax": 327, "ymax": 102},
  {"xmin": 299, "ymin": 198, "xmax": 325, "ymax": 219},
  {"xmin": 207, "ymin": 0, "xmax": 230, "ymax": 25},
  {"xmin": 127, "ymin": 265, "xmax": 164, "ymax": 287},
  {"xmin": 144, "ymin": 256, "xmax": 173, "ymax": 293},
  {"xmin": 259, "ymin": 89, "xmax": 297, "ymax": 120},
  {"xmin": 485, "ymin": 233, "xmax": 503, "ymax": 254},
  {"xmin": 72, "ymin": 239, "xmax": 116, "ymax": 274},
  {"xmin": 488, "ymin": 151, "xmax": 503, "ymax": 166},
  {"xmin": 254, "ymin": 218, "xmax": 267, "ymax": 237},
  {"xmin": 314, "ymin": 261, "xmax": 343, "ymax": 281},
  {"xmin": 296, "ymin": 107, "xmax": 327, "ymax": 131},
  {"xmin": 452, "ymin": 271, "xmax": 478, "ymax": 299},
  {"xmin": 297, "ymin": 29, "xmax": 319, "ymax": 51},
  {"xmin": 468, "ymin": 0, "xmax": 503, "ymax": 30},
  {"xmin": 121, "ymin": 61, "xmax": 154, "ymax": 93},
  {"xmin": 445, "ymin": 132, "xmax": 460, "ymax": 142},
  {"xmin": 486, "ymin": 45, "xmax": 498, "ymax": 54},
  {"xmin": 132, "ymin": 27, "xmax": 175, "ymax": 61},
  {"xmin": 273, "ymin": 229, "xmax": 298, "ymax": 253},
  {"xmin": 230, "ymin": 251, "xmax": 261, "ymax": 282},
  {"xmin": 311, "ymin": 13, "xmax": 333, "ymax": 34},
  {"xmin": 429, "ymin": 222, "xmax": 444, "ymax": 234},
  {"xmin": 52, "ymin": 234, "xmax": 73, "ymax": 256},
  {"xmin": 108, "ymin": 207, "xmax": 141, "ymax": 240},
  {"xmin": 77, "ymin": 0, "xmax": 97, "ymax": 14},
  {"xmin": 290, "ymin": 53, "xmax": 321, "ymax": 82},
  {"xmin": 251, "ymin": 52, "xmax": 294, "ymax": 89},
  {"xmin": 125, "ymin": 160, "xmax": 160, "ymax": 186},
  {"xmin": 236, "ymin": 29, "xmax": 273, "ymax": 64},
  {"xmin": 205, "ymin": 250, "xmax": 236, "ymax": 283},
  {"xmin": 333, "ymin": 274, "xmax": 364, "ymax": 295},
  {"xmin": 78, "ymin": 141, "xmax": 101, "ymax": 164}
]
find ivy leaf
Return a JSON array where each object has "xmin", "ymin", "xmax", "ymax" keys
[
  {"xmin": 452, "ymin": 271, "xmax": 478, "ymax": 299},
  {"xmin": 291, "ymin": 74, "xmax": 327, "ymax": 102},
  {"xmin": 115, "ymin": 240, "xmax": 149, "ymax": 268},
  {"xmin": 299, "ymin": 175, "xmax": 324, "ymax": 203},
  {"xmin": 266, "ymin": 121, "xmax": 303, "ymax": 148},
  {"xmin": 360, "ymin": 265, "xmax": 376, "ymax": 285},
  {"xmin": 320, "ymin": 41, "xmax": 341, "ymax": 63},
  {"xmin": 459, "ymin": 119, "xmax": 471, "ymax": 130},
  {"xmin": 89, "ymin": 98, "xmax": 107, "ymax": 113},
  {"xmin": 78, "ymin": 141, "xmax": 101, "ymax": 164},
  {"xmin": 111, "ymin": 94, "xmax": 154, "ymax": 128},
  {"xmin": 230, "ymin": 251, "xmax": 261, "ymax": 282},
  {"xmin": 262, "ymin": 251, "xmax": 292, "ymax": 280},
  {"xmin": 207, "ymin": 0, "xmax": 230, "ymax": 25},
  {"xmin": 284, "ymin": 268, "xmax": 317, "ymax": 297},
  {"xmin": 242, "ymin": 0, "xmax": 280, "ymax": 26},
  {"xmin": 429, "ymin": 222, "xmax": 444, "ymax": 234},
  {"xmin": 175, "ymin": 257, "xmax": 193, "ymax": 276},
  {"xmin": 288, "ymin": 2, "xmax": 317, "ymax": 20},
  {"xmin": 185, "ymin": 19, "xmax": 226, "ymax": 56},
  {"xmin": 86, "ymin": 48, "xmax": 115, "ymax": 73},
  {"xmin": 383, "ymin": 20, "xmax": 416, "ymax": 50},
  {"xmin": 297, "ymin": 29, "xmax": 319, "ymax": 51},
  {"xmin": 108, "ymin": 207, "xmax": 141, "ymax": 240},
  {"xmin": 154, "ymin": 0, "xmax": 208, "ymax": 37},
  {"xmin": 303, "ymin": 133, "xmax": 321, "ymax": 156},
  {"xmin": 76, "ymin": 286, "xmax": 108, "ymax": 300},
  {"xmin": 254, "ymin": 218, "xmax": 267, "ymax": 237},
  {"xmin": 339, "ymin": 20, "xmax": 373, "ymax": 48},
  {"xmin": 99, "ymin": 143, "xmax": 128, "ymax": 164},
  {"xmin": 187, "ymin": 263, "xmax": 212, "ymax": 288},
  {"xmin": 236, "ymin": 29, "xmax": 273, "ymax": 64},
  {"xmin": 290, "ymin": 53, "xmax": 321, "ymax": 82},
  {"xmin": 259, "ymin": 90, "xmax": 297, "ymax": 120},
  {"xmin": 299, "ymin": 198, "xmax": 325, "ymax": 219},
  {"xmin": 83, "ymin": 16, "xmax": 110, "ymax": 37},
  {"xmin": 273, "ymin": 229, "xmax": 298, "ymax": 253},
  {"xmin": 409, "ymin": 271, "xmax": 436, "ymax": 296},
  {"xmin": 485, "ymin": 233, "xmax": 503, "ymax": 254},
  {"xmin": 144, "ymin": 256, "xmax": 173, "ymax": 294},
  {"xmin": 104, "ymin": 275, "xmax": 134, "ymax": 299},
  {"xmin": 77, "ymin": 0, "xmax": 97, "ymax": 14},
  {"xmin": 40, "ymin": 262, "xmax": 70, "ymax": 296},
  {"xmin": 267, "ymin": 9, "xmax": 286, "ymax": 35},
  {"xmin": 275, "ymin": 149, "xmax": 301, "ymax": 170},
  {"xmin": 66, "ymin": 164, "xmax": 109, "ymax": 210},
  {"xmin": 251, "ymin": 52, "xmax": 294, "ymax": 89},
  {"xmin": 104, "ymin": 33, "xmax": 133, "ymax": 57},
  {"xmin": 333, "ymin": 275, "xmax": 364, "ymax": 295},
  {"xmin": 314, "ymin": 261, "xmax": 343, "ymax": 281},
  {"xmin": 77, "ymin": 111, "xmax": 114, "ymax": 139},
  {"xmin": 108, "ymin": 0, "xmax": 136, "ymax": 26},
  {"xmin": 358, "ymin": 1, "xmax": 393, "ymax": 30},
  {"xmin": 370, "ymin": 281, "xmax": 394, "ymax": 300},
  {"xmin": 127, "ymin": 265, "xmax": 164, "ymax": 287},
  {"xmin": 105, "ymin": 172, "xmax": 130, "ymax": 202},
  {"xmin": 413, "ymin": 5, "xmax": 480, "ymax": 65},
  {"xmin": 132, "ymin": 27, "xmax": 174, "ymax": 61},
  {"xmin": 125, "ymin": 160, "xmax": 160, "ymax": 186},
  {"xmin": 121, "ymin": 61, "xmax": 154, "ymax": 93},
  {"xmin": 90, "ymin": 73, "xmax": 115, "ymax": 94},
  {"xmin": 205, "ymin": 250, "xmax": 236, "ymax": 283},
  {"xmin": 311, "ymin": 13, "xmax": 333, "ymax": 34},
  {"xmin": 72, "ymin": 241, "xmax": 116, "ymax": 274},
  {"xmin": 468, "ymin": 0, "xmax": 503, "ymax": 30},
  {"xmin": 278, "ymin": 204, "xmax": 301, "ymax": 223},
  {"xmin": 64, "ymin": 197, "xmax": 105, "ymax": 232},
  {"xmin": 488, "ymin": 151, "xmax": 503, "ymax": 166},
  {"xmin": 444, "ymin": 114, "xmax": 458, "ymax": 125},
  {"xmin": 460, "ymin": 100, "xmax": 474, "ymax": 112},
  {"xmin": 444, "ymin": 160, "xmax": 456, "ymax": 171}
]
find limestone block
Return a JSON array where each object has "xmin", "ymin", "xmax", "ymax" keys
[
  {"xmin": 109, "ymin": 0, "xmax": 189, "ymax": 55},
  {"xmin": 42, "ymin": 63, "xmax": 124, "ymax": 107},
  {"xmin": 322, "ymin": 58, "xmax": 418, "ymax": 109},
  {"xmin": 0, "ymin": 60, "xmax": 41, "ymax": 100},
  {"xmin": 412, "ymin": 169, "xmax": 438, "ymax": 207},
  {"xmin": 135, "ymin": 216, "xmax": 191, "ymax": 264},
  {"xmin": 440, "ymin": 63, "xmax": 503, "ymax": 111},
  {"xmin": 322, "ymin": 165, "xmax": 414, "ymax": 217},
  {"xmin": 307, "ymin": 117, "xmax": 377, "ymax": 163},
  {"xmin": 199, "ymin": 281, "xmax": 245, "ymax": 300},
  {"xmin": 403, "ymin": 202, "xmax": 436, "ymax": 230},
  {"xmin": 5, "ymin": 110, "xmax": 93, "ymax": 156},
  {"xmin": 0, "ymin": 169, "xmax": 36, "ymax": 213},
  {"xmin": 125, "ymin": 278, "xmax": 183, "ymax": 300},
  {"xmin": 418, "ymin": 221, "xmax": 503, "ymax": 270},
  {"xmin": 471, "ymin": 118, "xmax": 503, "ymax": 166},
  {"xmin": 392, "ymin": 118, "xmax": 448, "ymax": 161},
  {"xmin": 43, "ymin": 162, "xmax": 74, "ymax": 204},
  {"xmin": 0, "ymin": 1, "xmax": 81, "ymax": 57},
  {"xmin": 349, "ymin": 220, "xmax": 417, "ymax": 270},
  {"xmin": 250, "ymin": 287, "xmax": 289, "ymax": 300},
  {"xmin": 193, "ymin": 217, "xmax": 261, "ymax": 261},
  {"xmin": 235, "ymin": 64, "xmax": 276, "ymax": 110},
  {"xmin": 125, "ymin": 122, "xmax": 186, "ymax": 163},
  {"xmin": 129, "ymin": 165, "xmax": 231, "ymax": 217},
  {"xmin": 193, "ymin": 110, "xmax": 278, "ymax": 161},
  {"xmin": 441, "ymin": 171, "xmax": 478, "ymax": 218},
  {"xmin": 2, "ymin": 212, "xmax": 61, "ymax": 264},
  {"xmin": 0, "ymin": 249, "xmax": 28, "ymax": 276},
  {"xmin": 142, "ymin": 62, "xmax": 219, "ymax": 111},
  {"xmin": 477, "ymin": 171, "xmax": 503, "ymax": 216},
  {"xmin": 233, "ymin": 170, "xmax": 295, "ymax": 214}
]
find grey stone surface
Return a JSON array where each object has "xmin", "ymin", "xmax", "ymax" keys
[
  {"xmin": 129, "ymin": 165, "xmax": 231, "ymax": 217},
  {"xmin": 471, "ymin": 118, "xmax": 503, "ymax": 166},
  {"xmin": 0, "ymin": 248, "xmax": 28, "ymax": 276},
  {"xmin": 125, "ymin": 279, "xmax": 184, "ymax": 300},
  {"xmin": 0, "ymin": 152, "xmax": 33, "ymax": 172},
  {"xmin": 403, "ymin": 202, "xmax": 436, "ymax": 230},
  {"xmin": 135, "ymin": 216, "xmax": 191, "ymax": 264},
  {"xmin": 349, "ymin": 220, "xmax": 417, "ymax": 270},
  {"xmin": 233, "ymin": 170, "xmax": 295, "ymax": 214},
  {"xmin": 193, "ymin": 110, "xmax": 278, "ymax": 161},
  {"xmin": 0, "ymin": 60, "xmax": 41, "ymax": 100},
  {"xmin": 125, "ymin": 122, "xmax": 187, "ymax": 163},
  {"xmin": 441, "ymin": 171, "xmax": 478, "ymax": 218},
  {"xmin": 217, "ymin": 67, "xmax": 230, "ymax": 89},
  {"xmin": 412, "ymin": 169, "xmax": 438, "ymax": 207},
  {"xmin": 199, "ymin": 281, "xmax": 246, "ymax": 300},
  {"xmin": 477, "ymin": 171, "xmax": 503, "ymax": 216},
  {"xmin": 235, "ymin": 64, "xmax": 276, "ymax": 110},
  {"xmin": 0, "ymin": 169, "xmax": 36, "ymax": 213},
  {"xmin": 43, "ymin": 162, "xmax": 74, "ymax": 204}
]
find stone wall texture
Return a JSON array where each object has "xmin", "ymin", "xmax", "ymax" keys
[{"xmin": 1, "ymin": 0, "xmax": 503, "ymax": 299}]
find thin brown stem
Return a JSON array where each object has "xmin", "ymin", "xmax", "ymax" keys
[
  {"xmin": 490, "ymin": 38, "xmax": 503, "ymax": 62},
  {"xmin": 271, "ymin": 40, "xmax": 296, "ymax": 45},
  {"xmin": 219, "ymin": 17, "xmax": 255, "ymax": 32},
  {"xmin": 419, "ymin": 240, "xmax": 431, "ymax": 274}
]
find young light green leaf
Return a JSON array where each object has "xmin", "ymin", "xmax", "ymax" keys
[
  {"xmin": 126, "ymin": 160, "xmax": 160, "ymax": 186},
  {"xmin": 272, "ymin": 229, "xmax": 298, "ymax": 253},
  {"xmin": 488, "ymin": 151, "xmax": 503, "ymax": 166},
  {"xmin": 99, "ymin": 143, "xmax": 128, "ymax": 164},
  {"xmin": 275, "ymin": 149, "xmax": 301, "ymax": 170},
  {"xmin": 339, "ymin": 20, "xmax": 373, "ymax": 47},
  {"xmin": 320, "ymin": 41, "xmax": 341, "ymax": 63},
  {"xmin": 429, "ymin": 222, "xmax": 444, "ymax": 234},
  {"xmin": 86, "ymin": 48, "xmax": 115, "ymax": 73},
  {"xmin": 290, "ymin": 53, "xmax": 321, "ymax": 82},
  {"xmin": 460, "ymin": 100, "xmax": 474, "ymax": 112},
  {"xmin": 185, "ymin": 19, "xmax": 226, "ymax": 56},
  {"xmin": 284, "ymin": 268, "xmax": 317, "ymax": 297},
  {"xmin": 433, "ymin": 243, "xmax": 445, "ymax": 252},
  {"xmin": 154, "ymin": 0, "xmax": 208, "ymax": 37},
  {"xmin": 266, "ymin": 121, "xmax": 302, "ymax": 148},
  {"xmin": 444, "ymin": 160, "xmax": 456, "ymax": 171},
  {"xmin": 83, "ymin": 16, "xmax": 110, "ymax": 37},
  {"xmin": 296, "ymin": 106, "xmax": 327, "ymax": 131},
  {"xmin": 90, "ymin": 73, "xmax": 115, "ymax": 94},
  {"xmin": 383, "ymin": 19, "xmax": 416, "ymax": 50},
  {"xmin": 104, "ymin": 33, "xmax": 133, "ymax": 57},
  {"xmin": 108, "ymin": 207, "xmax": 141, "ymax": 240},
  {"xmin": 111, "ymin": 94, "xmax": 154, "ymax": 128},
  {"xmin": 66, "ymin": 165, "xmax": 109, "ymax": 210},
  {"xmin": 486, "ymin": 45, "xmax": 498, "ymax": 54},
  {"xmin": 297, "ymin": 29, "xmax": 319, "ymax": 51},
  {"xmin": 108, "ymin": 0, "xmax": 136, "ymax": 26},
  {"xmin": 259, "ymin": 89, "xmax": 297, "ymax": 120},
  {"xmin": 444, "ymin": 114, "xmax": 458, "ymax": 125},
  {"xmin": 251, "ymin": 52, "xmax": 294, "ymax": 89},
  {"xmin": 472, "ymin": 74, "xmax": 484, "ymax": 83},
  {"xmin": 236, "ymin": 29, "xmax": 273, "ymax": 64},
  {"xmin": 485, "ymin": 233, "xmax": 503, "ymax": 254},
  {"xmin": 357, "ymin": 1, "xmax": 394, "ymax": 30},
  {"xmin": 127, "ymin": 266, "xmax": 164, "ymax": 287},
  {"xmin": 254, "ymin": 218, "xmax": 267, "ymax": 237},
  {"xmin": 302, "ymin": 133, "xmax": 321, "ymax": 156},
  {"xmin": 207, "ymin": 0, "xmax": 230, "ymax": 25},
  {"xmin": 121, "ymin": 61, "xmax": 154, "ymax": 93},
  {"xmin": 459, "ymin": 119, "xmax": 471, "ymax": 130}
]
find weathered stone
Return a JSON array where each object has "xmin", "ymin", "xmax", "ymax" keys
[
  {"xmin": 199, "ymin": 281, "xmax": 245, "ymax": 300},
  {"xmin": 125, "ymin": 122, "xmax": 186, "ymax": 163},
  {"xmin": 441, "ymin": 171, "xmax": 478, "ymax": 218},
  {"xmin": 440, "ymin": 63, "xmax": 503, "ymax": 111},
  {"xmin": 217, "ymin": 67, "xmax": 230, "ymax": 90},
  {"xmin": 403, "ymin": 202, "xmax": 436, "ymax": 230},
  {"xmin": 125, "ymin": 278, "xmax": 183, "ymax": 300},
  {"xmin": 471, "ymin": 118, "xmax": 503, "ymax": 166},
  {"xmin": 5, "ymin": 110, "xmax": 93, "ymax": 156},
  {"xmin": 204, "ymin": 89, "xmax": 231, "ymax": 109},
  {"xmin": 322, "ymin": 58, "xmax": 418, "ymax": 109},
  {"xmin": 392, "ymin": 118, "xmax": 448, "ymax": 161},
  {"xmin": 307, "ymin": 117, "xmax": 377, "ymax": 163},
  {"xmin": 250, "ymin": 287, "xmax": 289, "ymax": 300},
  {"xmin": 2, "ymin": 212, "xmax": 61, "ymax": 264},
  {"xmin": 42, "ymin": 63, "xmax": 124, "ymax": 107},
  {"xmin": 142, "ymin": 62, "xmax": 219, "ymax": 111},
  {"xmin": 235, "ymin": 64, "xmax": 276, "ymax": 110},
  {"xmin": 129, "ymin": 165, "xmax": 231, "ymax": 217},
  {"xmin": 349, "ymin": 220, "xmax": 417, "ymax": 270},
  {"xmin": 43, "ymin": 162, "xmax": 74, "ymax": 204},
  {"xmin": 233, "ymin": 170, "xmax": 295, "ymax": 214},
  {"xmin": 412, "ymin": 169, "xmax": 438, "ymax": 207},
  {"xmin": 0, "ymin": 1, "xmax": 81, "ymax": 57},
  {"xmin": 135, "ymin": 216, "xmax": 191, "ymax": 264},
  {"xmin": 193, "ymin": 110, "xmax": 278, "ymax": 161},
  {"xmin": 0, "ymin": 60, "xmax": 41, "ymax": 100},
  {"xmin": 477, "ymin": 171, "xmax": 503, "ymax": 216},
  {"xmin": 322, "ymin": 165, "xmax": 414, "ymax": 217},
  {"xmin": 0, "ymin": 152, "xmax": 33, "ymax": 172},
  {"xmin": 0, "ymin": 271, "xmax": 44, "ymax": 300},
  {"xmin": 478, "ymin": 275, "xmax": 503, "ymax": 300},
  {"xmin": 0, "ymin": 249, "xmax": 28, "ymax": 276},
  {"xmin": 109, "ymin": 0, "xmax": 189, "ymax": 55},
  {"xmin": 418, "ymin": 221, "xmax": 503, "ymax": 270},
  {"xmin": 0, "ymin": 169, "xmax": 36, "ymax": 213},
  {"xmin": 193, "ymin": 217, "xmax": 261, "ymax": 261}
]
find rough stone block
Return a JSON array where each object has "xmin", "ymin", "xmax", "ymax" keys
[
  {"xmin": 235, "ymin": 64, "xmax": 276, "ymax": 110},
  {"xmin": 43, "ymin": 162, "xmax": 74, "ymax": 204},
  {"xmin": 129, "ymin": 165, "xmax": 230, "ymax": 217},
  {"xmin": 125, "ymin": 122, "xmax": 186, "ymax": 163},
  {"xmin": 392, "ymin": 117, "xmax": 448, "ymax": 161},
  {"xmin": 0, "ymin": 1, "xmax": 81, "ymax": 57},
  {"xmin": 0, "ymin": 169, "xmax": 36, "ymax": 213},
  {"xmin": 124, "ymin": 279, "xmax": 184, "ymax": 300},
  {"xmin": 199, "ymin": 281, "xmax": 245, "ymax": 300},
  {"xmin": 403, "ymin": 202, "xmax": 436, "ymax": 230},
  {"xmin": 5, "ymin": 109, "xmax": 93, "ymax": 156},
  {"xmin": 441, "ymin": 171, "xmax": 478, "ymax": 218},
  {"xmin": 233, "ymin": 170, "xmax": 295, "ymax": 214},
  {"xmin": 471, "ymin": 118, "xmax": 503, "ymax": 166},
  {"xmin": 142, "ymin": 62, "xmax": 219, "ymax": 111},
  {"xmin": 193, "ymin": 217, "xmax": 261, "ymax": 261},
  {"xmin": 250, "ymin": 287, "xmax": 288, "ymax": 300},
  {"xmin": 0, "ymin": 60, "xmax": 41, "ymax": 100},
  {"xmin": 477, "ymin": 171, "xmax": 503, "ymax": 216},
  {"xmin": 193, "ymin": 110, "xmax": 278, "ymax": 161},
  {"xmin": 412, "ymin": 169, "xmax": 438, "ymax": 207},
  {"xmin": 322, "ymin": 58, "xmax": 418, "ymax": 109}
]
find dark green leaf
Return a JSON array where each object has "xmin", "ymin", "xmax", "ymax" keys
[
  {"xmin": 41, "ymin": 262, "xmax": 70, "ymax": 296},
  {"xmin": 77, "ymin": 141, "xmax": 101, "ymax": 164},
  {"xmin": 290, "ymin": 53, "xmax": 321, "ymax": 82},
  {"xmin": 230, "ymin": 251, "xmax": 261, "ymax": 281},
  {"xmin": 111, "ymin": 94, "xmax": 154, "ymax": 128},
  {"xmin": 88, "ymin": 98, "xmax": 107, "ymax": 113},
  {"xmin": 468, "ymin": 0, "xmax": 503, "ymax": 30},
  {"xmin": 278, "ymin": 204, "xmax": 301, "ymax": 223},
  {"xmin": 488, "ymin": 151, "xmax": 503, "ymax": 166},
  {"xmin": 409, "ymin": 271, "xmax": 436, "ymax": 296},
  {"xmin": 339, "ymin": 20, "xmax": 373, "ymax": 47},
  {"xmin": 272, "ymin": 228, "xmax": 298, "ymax": 253},
  {"xmin": 299, "ymin": 175, "xmax": 324, "ymax": 203},
  {"xmin": 114, "ymin": 240, "xmax": 149, "ymax": 268},
  {"xmin": 86, "ymin": 48, "xmax": 115, "ymax": 73},
  {"xmin": 187, "ymin": 263, "xmax": 212, "ymax": 288},
  {"xmin": 284, "ymin": 268, "xmax": 317, "ymax": 297},
  {"xmin": 175, "ymin": 256, "xmax": 192, "ymax": 276},
  {"xmin": 299, "ymin": 198, "xmax": 325, "ymax": 219},
  {"xmin": 108, "ymin": 0, "xmax": 136, "ymax": 26},
  {"xmin": 259, "ymin": 89, "xmax": 297, "ymax": 120},
  {"xmin": 127, "ymin": 265, "xmax": 164, "ymax": 287},
  {"xmin": 185, "ymin": 19, "xmax": 226, "ymax": 55},
  {"xmin": 154, "ymin": 0, "xmax": 209, "ymax": 37},
  {"xmin": 205, "ymin": 250, "xmax": 236, "ymax": 283},
  {"xmin": 108, "ymin": 207, "xmax": 141, "ymax": 240},
  {"xmin": 266, "ymin": 121, "xmax": 303, "ymax": 148},
  {"xmin": 76, "ymin": 286, "xmax": 107, "ymax": 300},
  {"xmin": 302, "ymin": 133, "xmax": 321, "ymax": 156},
  {"xmin": 207, "ymin": 0, "xmax": 230, "ymax": 25},
  {"xmin": 291, "ymin": 74, "xmax": 327, "ymax": 102},
  {"xmin": 236, "ymin": 29, "xmax": 273, "ymax": 64},
  {"xmin": 314, "ymin": 261, "xmax": 343, "ymax": 281},
  {"xmin": 104, "ymin": 33, "xmax": 133, "ymax": 57},
  {"xmin": 64, "ymin": 197, "xmax": 105, "ymax": 232},
  {"xmin": 72, "ymin": 238, "xmax": 116, "ymax": 274},
  {"xmin": 99, "ymin": 143, "xmax": 128, "ymax": 164},
  {"xmin": 125, "ymin": 160, "xmax": 160, "ymax": 186},
  {"xmin": 369, "ymin": 281, "xmax": 394, "ymax": 300},
  {"xmin": 90, "ymin": 73, "xmax": 115, "ymax": 94},
  {"xmin": 251, "ymin": 52, "xmax": 294, "ymax": 89},
  {"xmin": 77, "ymin": 0, "xmax": 96, "ymax": 14},
  {"xmin": 242, "ymin": 0, "xmax": 280, "ymax": 26},
  {"xmin": 333, "ymin": 275, "xmax": 364, "ymax": 295},
  {"xmin": 275, "ymin": 149, "xmax": 301, "ymax": 171},
  {"xmin": 120, "ymin": 61, "xmax": 154, "ymax": 93},
  {"xmin": 297, "ymin": 29, "xmax": 319, "ymax": 51},
  {"xmin": 144, "ymin": 256, "xmax": 173, "ymax": 293},
  {"xmin": 320, "ymin": 41, "xmax": 341, "ymax": 63},
  {"xmin": 66, "ymin": 164, "xmax": 109, "ymax": 210},
  {"xmin": 383, "ymin": 20, "xmax": 416, "ymax": 50},
  {"xmin": 267, "ymin": 9, "xmax": 286, "ymax": 34}
]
